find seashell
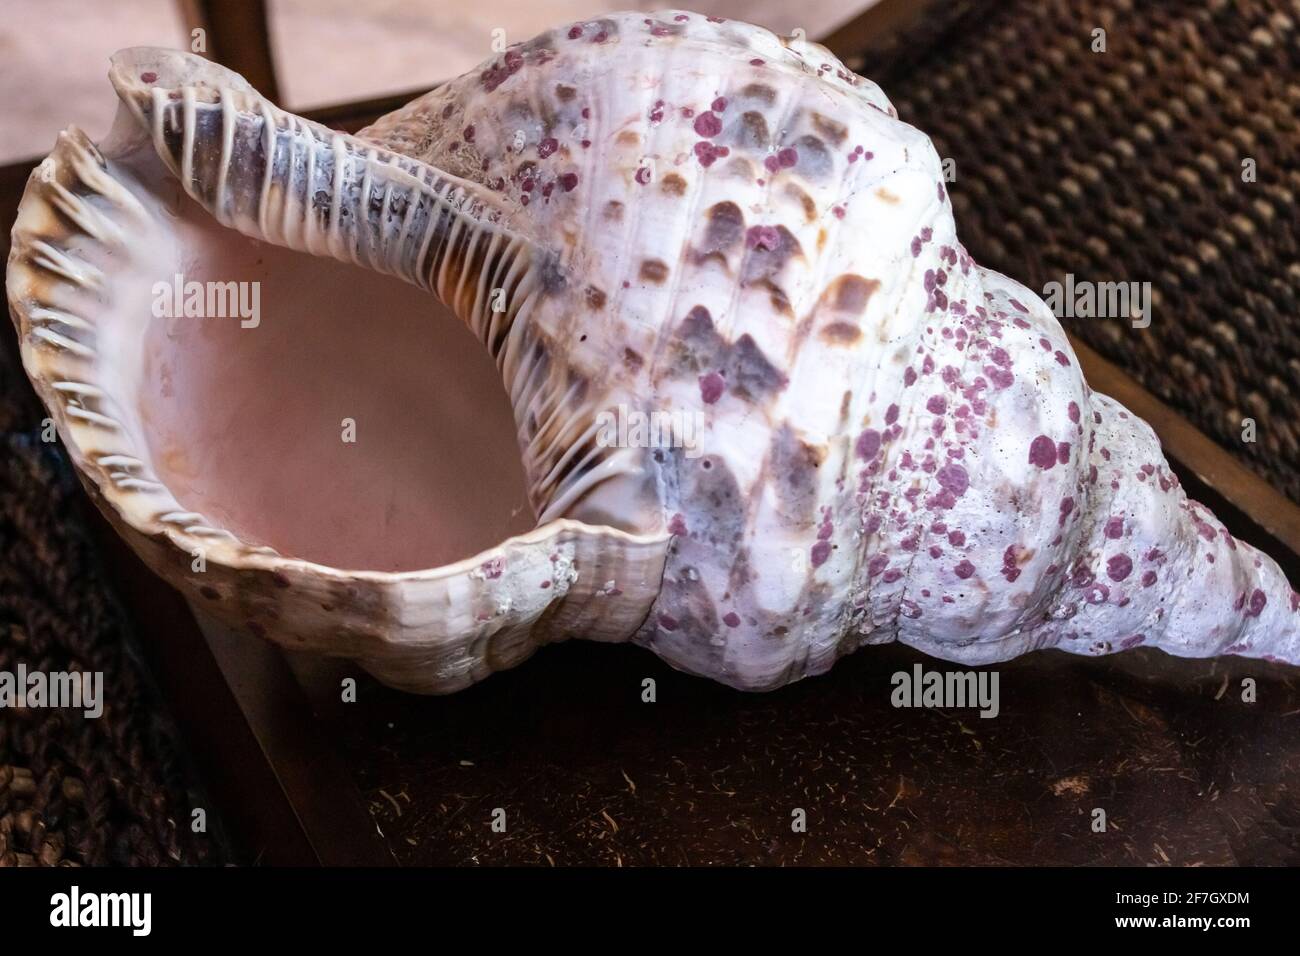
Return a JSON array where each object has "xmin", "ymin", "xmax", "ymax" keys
[{"xmin": 8, "ymin": 11, "xmax": 1298, "ymax": 694}]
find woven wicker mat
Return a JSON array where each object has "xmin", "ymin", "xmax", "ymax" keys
[
  {"xmin": 852, "ymin": 0, "xmax": 1300, "ymax": 500},
  {"xmin": 0, "ymin": 345, "xmax": 226, "ymax": 866}
]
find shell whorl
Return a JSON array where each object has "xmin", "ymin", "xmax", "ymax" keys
[{"xmin": 356, "ymin": 12, "xmax": 1300, "ymax": 687}]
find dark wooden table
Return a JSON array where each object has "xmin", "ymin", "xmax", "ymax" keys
[{"xmin": 3, "ymin": 1, "xmax": 1299, "ymax": 866}]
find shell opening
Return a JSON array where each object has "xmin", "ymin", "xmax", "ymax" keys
[
  {"xmin": 18, "ymin": 117, "xmax": 538, "ymax": 575},
  {"xmin": 135, "ymin": 157, "xmax": 537, "ymax": 573}
]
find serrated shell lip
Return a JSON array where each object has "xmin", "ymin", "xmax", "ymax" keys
[{"xmin": 6, "ymin": 123, "xmax": 666, "ymax": 590}]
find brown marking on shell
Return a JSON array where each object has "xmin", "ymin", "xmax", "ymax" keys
[
  {"xmin": 729, "ymin": 334, "xmax": 788, "ymax": 400},
  {"xmin": 737, "ymin": 111, "xmax": 771, "ymax": 150},
  {"xmin": 720, "ymin": 157, "xmax": 755, "ymax": 181},
  {"xmin": 740, "ymin": 82, "xmax": 777, "ymax": 105},
  {"xmin": 604, "ymin": 200, "xmax": 624, "ymax": 221},
  {"xmin": 670, "ymin": 305, "xmax": 722, "ymax": 372},
  {"xmin": 727, "ymin": 546, "xmax": 757, "ymax": 593},
  {"xmin": 875, "ymin": 187, "xmax": 901, "ymax": 204},
  {"xmin": 661, "ymin": 173, "xmax": 688, "ymax": 196},
  {"xmin": 679, "ymin": 453, "xmax": 746, "ymax": 548},
  {"xmin": 784, "ymin": 183, "xmax": 817, "ymax": 223},
  {"xmin": 741, "ymin": 225, "xmax": 803, "ymax": 316},
  {"xmin": 770, "ymin": 424, "xmax": 826, "ymax": 523},
  {"xmin": 585, "ymin": 285, "xmax": 607, "ymax": 309},
  {"xmin": 826, "ymin": 274, "xmax": 880, "ymax": 315},
  {"xmin": 811, "ymin": 112, "xmax": 849, "ymax": 146},
  {"xmin": 639, "ymin": 259, "xmax": 670, "ymax": 283},
  {"xmin": 554, "ymin": 83, "xmax": 577, "ymax": 102},
  {"xmin": 616, "ymin": 130, "xmax": 641, "ymax": 147},
  {"xmin": 695, "ymin": 201, "xmax": 745, "ymax": 268},
  {"xmin": 789, "ymin": 134, "xmax": 833, "ymax": 179},
  {"xmin": 820, "ymin": 322, "xmax": 862, "ymax": 345}
]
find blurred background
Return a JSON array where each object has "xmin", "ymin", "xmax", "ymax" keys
[{"xmin": 0, "ymin": 0, "xmax": 878, "ymax": 163}]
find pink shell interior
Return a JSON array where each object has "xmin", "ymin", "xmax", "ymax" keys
[{"xmin": 136, "ymin": 192, "xmax": 535, "ymax": 572}]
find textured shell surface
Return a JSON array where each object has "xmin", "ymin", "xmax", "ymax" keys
[{"xmin": 7, "ymin": 10, "xmax": 1300, "ymax": 694}]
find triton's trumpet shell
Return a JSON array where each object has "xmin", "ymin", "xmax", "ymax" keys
[{"xmin": 8, "ymin": 12, "xmax": 1299, "ymax": 693}]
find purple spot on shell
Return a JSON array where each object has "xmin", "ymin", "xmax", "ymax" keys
[
  {"xmin": 1068, "ymin": 401, "xmax": 1081, "ymax": 424},
  {"xmin": 936, "ymin": 463, "xmax": 969, "ymax": 498},
  {"xmin": 699, "ymin": 371, "xmax": 725, "ymax": 404},
  {"xmin": 811, "ymin": 540, "xmax": 832, "ymax": 567},
  {"xmin": 1028, "ymin": 435, "xmax": 1057, "ymax": 469},
  {"xmin": 1085, "ymin": 582, "xmax": 1110, "ymax": 604},
  {"xmin": 954, "ymin": 560, "xmax": 975, "ymax": 580},
  {"xmin": 658, "ymin": 613, "xmax": 678, "ymax": 631},
  {"xmin": 1107, "ymin": 554, "xmax": 1133, "ymax": 582},
  {"xmin": 723, "ymin": 611, "xmax": 741, "ymax": 628},
  {"xmin": 712, "ymin": 96, "xmax": 728, "ymax": 112},
  {"xmin": 693, "ymin": 142, "xmax": 729, "ymax": 166},
  {"xmin": 904, "ymin": 367, "xmax": 917, "ymax": 387},
  {"xmin": 1057, "ymin": 442, "xmax": 1071, "ymax": 465},
  {"xmin": 1247, "ymin": 589, "xmax": 1267, "ymax": 617},
  {"xmin": 1141, "ymin": 570, "xmax": 1157, "ymax": 587},
  {"xmin": 948, "ymin": 530, "xmax": 966, "ymax": 547},
  {"xmin": 560, "ymin": 172, "xmax": 579, "ymax": 192},
  {"xmin": 985, "ymin": 366, "xmax": 1014, "ymax": 389},
  {"xmin": 868, "ymin": 554, "xmax": 889, "ymax": 577},
  {"xmin": 1058, "ymin": 497, "xmax": 1074, "ymax": 526},
  {"xmin": 1054, "ymin": 350, "xmax": 1070, "ymax": 367},
  {"xmin": 538, "ymin": 137, "xmax": 558, "ymax": 158},
  {"xmin": 668, "ymin": 513, "xmax": 689, "ymax": 535},
  {"xmin": 635, "ymin": 166, "xmax": 651, "ymax": 185},
  {"xmin": 882, "ymin": 569, "xmax": 903, "ymax": 583},
  {"xmin": 1104, "ymin": 517, "xmax": 1124, "ymax": 539},
  {"xmin": 1120, "ymin": 634, "xmax": 1145, "ymax": 649},
  {"xmin": 694, "ymin": 111, "xmax": 723, "ymax": 137},
  {"xmin": 885, "ymin": 404, "xmax": 900, "ymax": 425},
  {"xmin": 855, "ymin": 428, "xmax": 882, "ymax": 460},
  {"xmin": 140, "ymin": 71, "xmax": 158, "ymax": 83},
  {"xmin": 568, "ymin": 25, "xmax": 584, "ymax": 39}
]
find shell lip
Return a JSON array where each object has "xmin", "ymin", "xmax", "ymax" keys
[{"xmin": 6, "ymin": 122, "xmax": 667, "ymax": 591}]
